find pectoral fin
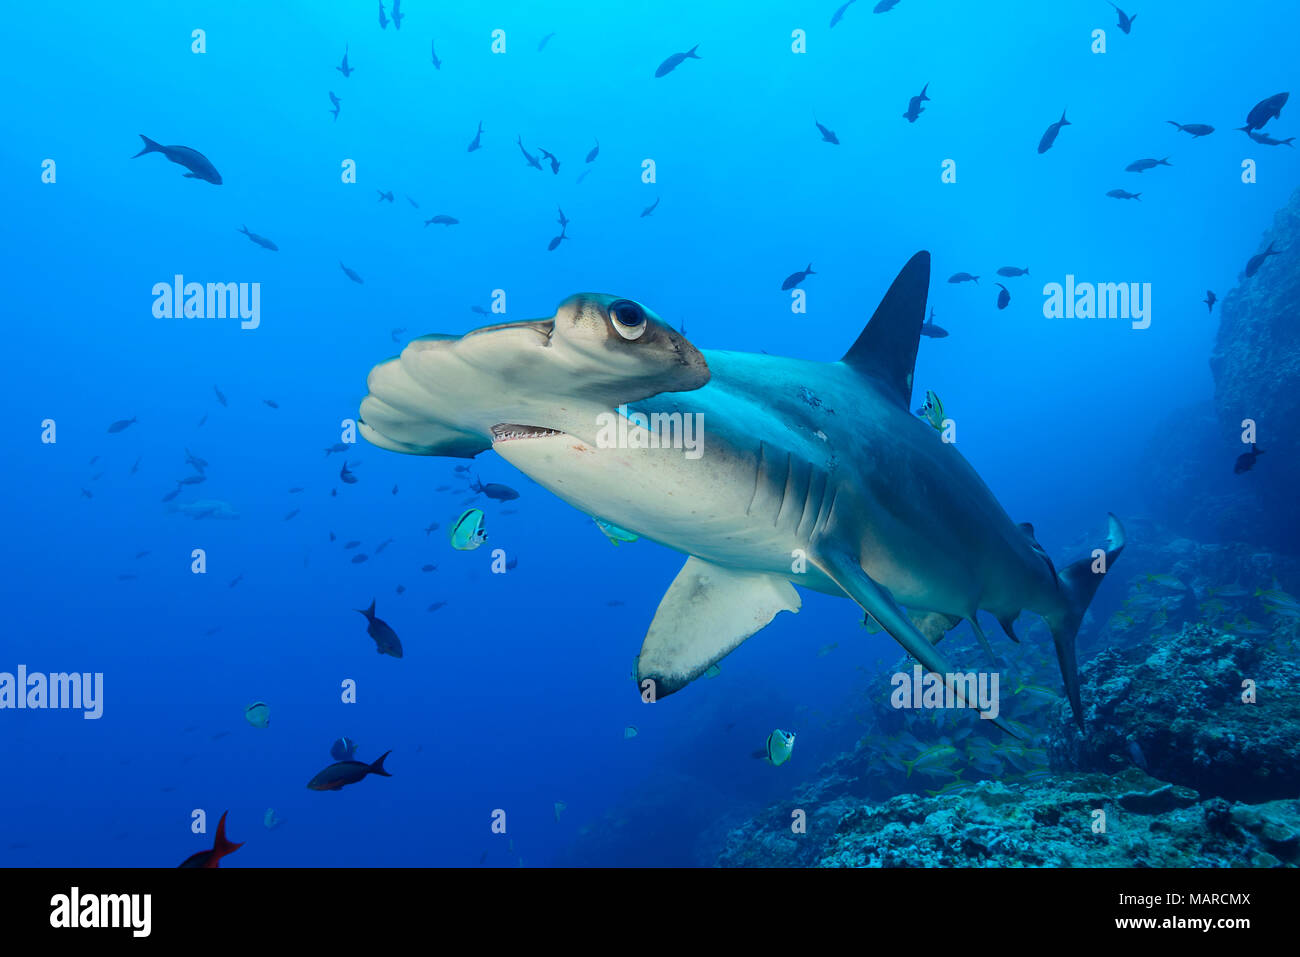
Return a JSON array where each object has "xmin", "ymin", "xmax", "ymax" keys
[
  {"xmin": 815, "ymin": 549, "xmax": 1018, "ymax": 737},
  {"xmin": 637, "ymin": 557, "xmax": 800, "ymax": 699}
]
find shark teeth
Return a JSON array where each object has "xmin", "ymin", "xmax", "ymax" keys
[{"xmin": 491, "ymin": 423, "xmax": 564, "ymax": 443}]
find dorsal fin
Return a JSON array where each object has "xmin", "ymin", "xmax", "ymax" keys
[{"xmin": 840, "ymin": 251, "xmax": 930, "ymax": 408}]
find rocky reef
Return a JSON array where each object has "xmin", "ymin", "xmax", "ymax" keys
[
  {"xmin": 1145, "ymin": 184, "xmax": 1300, "ymax": 553},
  {"xmin": 717, "ymin": 771, "xmax": 1298, "ymax": 868}
]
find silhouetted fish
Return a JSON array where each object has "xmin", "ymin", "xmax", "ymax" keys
[
  {"xmin": 538, "ymin": 147, "xmax": 560, "ymax": 174},
  {"xmin": 132, "ymin": 135, "xmax": 222, "ymax": 184},
  {"xmin": 340, "ymin": 262, "xmax": 364, "ymax": 284},
  {"xmin": 1037, "ymin": 109, "xmax": 1071, "ymax": 154},
  {"xmin": 640, "ymin": 197, "xmax": 660, "ymax": 217},
  {"xmin": 654, "ymin": 44, "xmax": 700, "ymax": 78},
  {"xmin": 815, "ymin": 120, "xmax": 839, "ymax": 144},
  {"xmin": 1126, "ymin": 156, "xmax": 1170, "ymax": 172},
  {"xmin": 107, "ymin": 417, "xmax": 137, "ymax": 433},
  {"xmin": 948, "ymin": 272, "xmax": 979, "ymax": 284},
  {"xmin": 585, "ymin": 139, "xmax": 599, "ymax": 162},
  {"xmin": 830, "ymin": 0, "xmax": 857, "ymax": 28},
  {"xmin": 424, "ymin": 215, "xmax": 458, "ymax": 226},
  {"xmin": 1244, "ymin": 92, "xmax": 1288, "ymax": 131},
  {"xmin": 517, "ymin": 136, "xmax": 543, "ymax": 170},
  {"xmin": 996, "ymin": 283, "xmax": 1010, "ymax": 309},
  {"xmin": 1244, "ymin": 242, "xmax": 1281, "ymax": 278},
  {"xmin": 468, "ymin": 121, "xmax": 483, "ymax": 152},
  {"xmin": 1106, "ymin": 189, "xmax": 1141, "ymax": 201},
  {"xmin": 430, "ymin": 40, "xmax": 441, "ymax": 69},
  {"xmin": 336, "ymin": 45, "xmax": 354, "ymax": 78},
  {"xmin": 1167, "ymin": 120, "xmax": 1213, "ymax": 137},
  {"xmin": 307, "ymin": 751, "xmax": 392, "ymax": 790},
  {"xmin": 238, "ymin": 225, "xmax": 278, "ymax": 250},
  {"xmin": 781, "ymin": 263, "xmax": 815, "ymax": 290},
  {"xmin": 1234, "ymin": 445, "xmax": 1264, "ymax": 474},
  {"xmin": 178, "ymin": 811, "xmax": 243, "ymax": 868},
  {"xmin": 902, "ymin": 83, "xmax": 929, "ymax": 123},
  {"xmin": 1108, "ymin": 2, "xmax": 1136, "ymax": 34},
  {"xmin": 538, "ymin": 31, "xmax": 555, "ymax": 51},
  {"xmin": 357, "ymin": 601, "xmax": 403, "ymax": 657},
  {"xmin": 1202, "ymin": 290, "xmax": 1216, "ymax": 313}
]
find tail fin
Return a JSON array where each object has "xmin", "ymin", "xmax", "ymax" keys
[
  {"xmin": 132, "ymin": 134, "xmax": 162, "ymax": 158},
  {"xmin": 238, "ymin": 225, "xmax": 249, "ymax": 235},
  {"xmin": 356, "ymin": 599, "xmax": 376, "ymax": 620},
  {"xmin": 369, "ymin": 750, "xmax": 393, "ymax": 777},
  {"xmin": 1049, "ymin": 513, "xmax": 1125, "ymax": 728},
  {"xmin": 1160, "ymin": 156, "xmax": 1171, "ymax": 165},
  {"xmin": 210, "ymin": 811, "xmax": 244, "ymax": 866},
  {"xmin": 687, "ymin": 44, "xmax": 700, "ymax": 58},
  {"xmin": 1134, "ymin": 193, "xmax": 1142, "ymax": 201},
  {"xmin": 1059, "ymin": 109, "xmax": 1070, "ymax": 126},
  {"xmin": 1166, "ymin": 120, "xmax": 1182, "ymax": 129},
  {"xmin": 806, "ymin": 262, "xmax": 815, "ymax": 275}
]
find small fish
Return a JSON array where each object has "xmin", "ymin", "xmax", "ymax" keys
[
  {"xmin": 997, "ymin": 266, "xmax": 1029, "ymax": 277},
  {"xmin": 324, "ymin": 442, "xmax": 349, "ymax": 456},
  {"xmin": 377, "ymin": 1, "xmax": 388, "ymax": 29},
  {"xmin": 948, "ymin": 272, "xmax": 979, "ymax": 284},
  {"xmin": 585, "ymin": 139, "xmax": 599, "ymax": 163},
  {"xmin": 1244, "ymin": 91, "xmax": 1289, "ymax": 131},
  {"xmin": 450, "ymin": 508, "xmax": 488, "ymax": 550},
  {"xmin": 329, "ymin": 531, "xmax": 336, "ymax": 542},
  {"xmin": 516, "ymin": 136, "xmax": 543, "ymax": 171},
  {"xmin": 374, "ymin": 537, "xmax": 394, "ymax": 554},
  {"xmin": 213, "ymin": 385, "xmax": 228, "ymax": 407},
  {"xmin": 134, "ymin": 550, "xmax": 150, "ymax": 559},
  {"xmin": 263, "ymin": 399, "xmax": 279, "ymax": 409},
  {"xmin": 390, "ymin": 328, "xmax": 407, "ymax": 342},
  {"xmin": 595, "ymin": 518, "xmax": 639, "ymax": 546},
  {"xmin": 357, "ymin": 600, "xmax": 403, "ymax": 657},
  {"xmin": 160, "ymin": 488, "xmax": 179, "ymax": 502},
  {"xmin": 427, "ymin": 601, "xmax": 447, "ymax": 612},
  {"xmin": 185, "ymin": 448, "xmax": 207, "ymax": 472},
  {"xmin": 830, "ymin": 0, "xmax": 857, "ymax": 28},
  {"xmin": 424, "ymin": 214, "xmax": 458, "ymax": 226},
  {"xmin": 238, "ymin": 225, "xmax": 278, "ymax": 250},
  {"xmin": 1106, "ymin": 188, "xmax": 1141, "ymax": 201},
  {"xmin": 874, "ymin": 0, "xmax": 899, "ymax": 11},
  {"xmin": 130, "ymin": 456, "xmax": 141, "ymax": 474},
  {"xmin": 920, "ymin": 307, "xmax": 948, "ymax": 339},
  {"xmin": 470, "ymin": 305, "xmax": 489, "ymax": 316},
  {"xmin": 548, "ymin": 229, "xmax": 567, "ymax": 252},
  {"xmin": 815, "ymin": 119, "xmax": 839, "ymax": 144},
  {"xmin": 132, "ymin": 135, "xmax": 222, "ymax": 185},
  {"xmin": 244, "ymin": 702, "xmax": 271, "ymax": 728},
  {"xmin": 902, "ymin": 83, "xmax": 929, "ymax": 123},
  {"xmin": 421, "ymin": 564, "xmax": 436, "ymax": 572},
  {"xmin": 328, "ymin": 92, "xmax": 340, "ymax": 122},
  {"xmin": 1127, "ymin": 738, "xmax": 1148, "ymax": 771},
  {"xmin": 1108, "ymin": 2, "xmax": 1136, "ymax": 34},
  {"xmin": 107, "ymin": 417, "xmax": 137, "ymax": 433},
  {"xmin": 178, "ymin": 811, "xmax": 243, "ymax": 868},
  {"xmin": 454, "ymin": 465, "xmax": 471, "ymax": 473},
  {"xmin": 307, "ymin": 751, "xmax": 392, "ymax": 790},
  {"xmin": 423, "ymin": 522, "xmax": 440, "ymax": 534},
  {"xmin": 339, "ymin": 262, "xmax": 364, "ymax": 284},
  {"xmin": 175, "ymin": 474, "xmax": 205, "ymax": 487},
  {"xmin": 391, "ymin": 0, "xmax": 403, "ymax": 30},
  {"xmin": 1239, "ymin": 128, "xmax": 1295, "ymax": 147},
  {"xmin": 538, "ymin": 147, "xmax": 560, "ymax": 174},
  {"xmin": 430, "ymin": 40, "xmax": 441, "ymax": 70},
  {"xmin": 351, "ymin": 553, "xmax": 369, "ymax": 564},
  {"xmin": 471, "ymin": 478, "xmax": 520, "ymax": 501},
  {"xmin": 640, "ymin": 197, "xmax": 660, "ymax": 218},
  {"xmin": 197, "ymin": 414, "xmax": 207, "ymax": 427},
  {"xmin": 1234, "ymin": 444, "xmax": 1264, "ymax": 474},
  {"xmin": 288, "ymin": 487, "xmax": 304, "ymax": 494},
  {"xmin": 754, "ymin": 730, "xmax": 796, "ymax": 766},
  {"xmin": 1245, "ymin": 242, "xmax": 1281, "ymax": 278},
  {"xmin": 330, "ymin": 737, "xmax": 360, "ymax": 761},
  {"xmin": 654, "ymin": 44, "xmax": 700, "ymax": 78},
  {"xmin": 1037, "ymin": 108, "xmax": 1071, "ymax": 154},
  {"xmin": 284, "ymin": 509, "xmax": 299, "ymax": 521},
  {"xmin": 340, "ymin": 463, "xmax": 358, "ymax": 484},
  {"xmin": 391, "ymin": 485, "xmax": 398, "ymax": 495},
  {"xmin": 228, "ymin": 573, "xmax": 243, "ymax": 588},
  {"xmin": 817, "ymin": 642, "xmax": 838, "ymax": 657},
  {"xmin": 90, "ymin": 472, "xmax": 104, "ymax": 481},
  {"xmin": 537, "ymin": 31, "xmax": 555, "ymax": 51},
  {"xmin": 344, "ymin": 540, "xmax": 361, "ymax": 549},
  {"xmin": 395, "ymin": 584, "xmax": 406, "ymax": 595},
  {"xmin": 995, "ymin": 283, "xmax": 1011, "ymax": 309},
  {"xmin": 1167, "ymin": 120, "xmax": 1213, "ymax": 138},
  {"xmin": 376, "ymin": 190, "xmax": 394, "ymax": 204},
  {"xmin": 1126, "ymin": 156, "xmax": 1171, "ymax": 172},
  {"xmin": 781, "ymin": 263, "xmax": 815, "ymax": 290},
  {"xmin": 263, "ymin": 808, "xmax": 283, "ymax": 830},
  {"xmin": 467, "ymin": 121, "xmax": 483, "ymax": 152},
  {"xmin": 915, "ymin": 389, "xmax": 945, "ymax": 430},
  {"xmin": 336, "ymin": 45, "xmax": 354, "ymax": 78},
  {"xmin": 406, "ymin": 196, "xmax": 419, "ymax": 208}
]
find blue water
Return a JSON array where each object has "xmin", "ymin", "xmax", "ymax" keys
[{"xmin": 1, "ymin": 0, "xmax": 1295, "ymax": 867}]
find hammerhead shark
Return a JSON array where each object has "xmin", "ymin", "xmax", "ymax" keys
[{"xmin": 359, "ymin": 252, "xmax": 1123, "ymax": 728}]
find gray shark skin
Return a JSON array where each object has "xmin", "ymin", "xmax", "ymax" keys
[{"xmin": 358, "ymin": 253, "xmax": 1123, "ymax": 729}]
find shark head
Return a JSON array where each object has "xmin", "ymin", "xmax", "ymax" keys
[{"xmin": 359, "ymin": 293, "xmax": 709, "ymax": 457}]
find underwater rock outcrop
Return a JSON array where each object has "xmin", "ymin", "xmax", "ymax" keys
[
  {"xmin": 1048, "ymin": 621, "xmax": 1300, "ymax": 803},
  {"xmin": 1204, "ymin": 184, "xmax": 1300, "ymax": 552},
  {"xmin": 717, "ymin": 771, "xmax": 1299, "ymax": 867}
]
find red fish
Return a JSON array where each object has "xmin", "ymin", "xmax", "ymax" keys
[{"xmin": 178, "ymin": 811, "xmax": 243, "ymax": 868}]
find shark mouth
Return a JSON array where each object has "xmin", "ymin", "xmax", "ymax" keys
[{"xmin": 491, "ymin": 423, "xmax": 565, "ymax": 443}]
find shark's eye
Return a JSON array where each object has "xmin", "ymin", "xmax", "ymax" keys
[{"xmin": 607, "ymin": 299, "xmax": 647, "ymax": 340}]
